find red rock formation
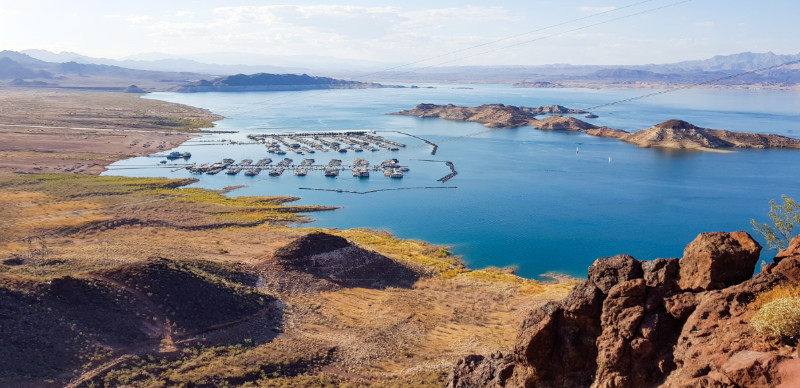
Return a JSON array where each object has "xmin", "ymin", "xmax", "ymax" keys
[
  {"xmin": 448, "ymin": 232, "xmax": 800, "ymax": 388},
  {"xmin": 678, "ymin": 231, "xmax": 762, "ymax": 291}
]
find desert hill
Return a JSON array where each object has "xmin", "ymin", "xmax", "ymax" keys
[
  {"xmin": 1, "ymin": 258, "xmax": 275, "ymax": 383},
  {"xmin": 621, "ymin": 119, "xmax": 800, "ymax": 150},
  {"xmin": 390, "ymin": 103, "xmax": 586, "ymax": 128},
  {"xmin": 393, "ymin": 104, "xmax": 800, "ymax": 151}
]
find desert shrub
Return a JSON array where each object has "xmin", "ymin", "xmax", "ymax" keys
[
  {"xmin": 750, "ymin": 297, "xmax": 800, "ymax": 341},
  {"xmin": 750, "ymin": 283, "xmax": 800, "ymax": 310},
  {"xmin": 751, "ymin": 195, "xmax": 800, "ymax": 249}
]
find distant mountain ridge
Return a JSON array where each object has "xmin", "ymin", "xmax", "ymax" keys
[
  {"xmin": 0, "ymin": 51, "xmax": 390, "ymax": 92},
  {"xmin": 175, "ymin": 72, "xmax": 392, "ymax": 92},
  {"xmin": 4, "ymin": 49, "xmax": 800, "ymax": 88}
]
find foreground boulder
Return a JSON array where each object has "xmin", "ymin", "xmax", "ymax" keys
[
  {"xmin": 678, "ymin": 231, "xmax": 762, "ymax": 291},
  {"xmin": 448, "ymin": 231, "xmax": 798, "ymax": 387}
]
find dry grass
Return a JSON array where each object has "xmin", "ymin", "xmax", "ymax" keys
[
  {"xmin": 750, "ymin": 297, "xmax": 800, "ymax": 341},
  {"xmin": 1, "ymin": 173, "xmax": 574, "ymax": 386},
  {"xmin": 750, "ymin": 283, "xmax": 800, "ymax": 310}
]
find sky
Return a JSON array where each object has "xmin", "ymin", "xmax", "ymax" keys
[{"xmin": 1, "ymin": 0, "xmax": 798, "ymax": 67}]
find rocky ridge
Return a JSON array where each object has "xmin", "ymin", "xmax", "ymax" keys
[
  {"xmin": 449, "ymin": 232, "xmax": 800, "ymax": 387},
  {"xmin": 392, "ymin": 104, "xmax": 800, "ymax": 151},
  {"xmin": 620, "ymin": 120, "xmax": 800, "ymax": 150},
  {"xmin": 390, "ymin": 103, "xmax": 587, "ymax": 128}
]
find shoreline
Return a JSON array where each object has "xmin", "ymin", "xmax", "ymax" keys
[{"xmin": 0, "ymin": 87, "xmax": 570, "ymax": 283}]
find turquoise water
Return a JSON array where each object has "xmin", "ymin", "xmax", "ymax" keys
[{"xmin": 105, "ymin": 85, "xmax": 800, "ymax": 278}]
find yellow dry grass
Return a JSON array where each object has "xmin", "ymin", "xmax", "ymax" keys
[
  {"xmin": 750, "ymin": 283, "xmax": 800, "ymax": 310},
  {"xmin": 0, "ymin": 173, "xmax": 575, "ymax": 386}
]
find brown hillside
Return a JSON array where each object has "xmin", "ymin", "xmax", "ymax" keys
[
  {"xmin": 0, "ymin": 258, "xmax": 276, "ymax": 384},
  {"xmin": 621, "ymin": 119, "xmax": 800, "ymax": 150}
]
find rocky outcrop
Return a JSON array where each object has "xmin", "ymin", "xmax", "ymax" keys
[
  {"xmin": 678, "ymin": 231, "xmax": 762, "ymax": 291},
  {"xmin": 621, "ymin": 119, "xmax": 800, "ymax": 150},
  {"xmin": 448, "ymin": 231, "xmax": 800, "ymax": 388},
  {"xmin": 393, "ymin": 104, "xmax": 800, "ymax": 152},
  {"xmin": 531, "ymin": 115, "xmax": 601, "ymax": 131},
  {"xmin": 390, "ymin": 103, "xmax": 541, "ymax": 128},
  {"xmin": 271, "ymin": 232, "xmax": 422, "ymax": 289}
]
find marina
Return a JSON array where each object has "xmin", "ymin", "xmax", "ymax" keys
[
  {"xmin": 246, "ymin": 130, "xmax": 406, "ymax": 155},
  {"xmin": 181, "ymin": 157, "xmax": 413, "ymax": 178}
]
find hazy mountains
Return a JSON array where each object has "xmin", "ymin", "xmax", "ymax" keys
[
  {"xmin": 3, "ymin": 49, "xmax": 800, "ymax": 89},
  {"xmin": 367, "ymin": 51, "xmax": 800, "ymax": 85},
  {"xmin": 176, "ymin": 73, "xmax": 391, "ymax": 92}
]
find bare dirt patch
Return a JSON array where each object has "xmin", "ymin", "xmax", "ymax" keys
[{"xmin": 0, "ymin": 88, "xmax": 222, "ymax": 174}]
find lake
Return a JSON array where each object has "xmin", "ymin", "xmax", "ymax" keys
[{"xmin": 105, "ymin": 85, "xmax": 800, "ymax": 278}]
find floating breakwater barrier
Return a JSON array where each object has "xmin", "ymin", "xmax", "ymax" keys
[{"xmin": 299, "ymin": 186, "xmax": 457, "ymax": 195}]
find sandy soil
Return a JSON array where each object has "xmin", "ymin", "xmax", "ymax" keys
[{"xmin": 0, "ymin": 88, "xmax": 222, "ymax": 174}]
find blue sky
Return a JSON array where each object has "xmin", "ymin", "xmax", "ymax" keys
[{"xmin": 1, "ymin": 0, "xmax": 798, "ymax": 66}]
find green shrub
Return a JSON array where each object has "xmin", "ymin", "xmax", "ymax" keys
[{"xmin": 751, "ymin": 297, "xmax": 800, "ymax": 341}]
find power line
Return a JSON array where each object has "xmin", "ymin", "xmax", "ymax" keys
[
  {"xmin": 584, "ymin": 58, "xmax": 800, "ymax": 110},
  {"xmin": 246, "ymin": 0, "xmax": 691, "ymax": 109},
  {"xmin": 386, "ymin": 0, "xmax": 693, "ymax": 77},
  {"xmin": 359, "ymin": 0, "xmax": 660, "ymax": 76}
]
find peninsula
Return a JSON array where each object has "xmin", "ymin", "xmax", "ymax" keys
[{"xmin": 391, "ymin": 103, "xmax": 800, "ymax": 151}]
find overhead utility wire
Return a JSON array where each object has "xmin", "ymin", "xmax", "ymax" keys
[
  {"xmin": 386, "ymin": 0, "xmax": 693, "ymax": 77},
  {"xmin": 366, "ymin": 0, "xmax": 659, "ymax": 75},
  {"xmin": 251, "ymin": 0, "xmax": 679, "ymax": 108},
  {"xmin": 584, "ymin": 58, "xmax": 800, "ymax": 110}
]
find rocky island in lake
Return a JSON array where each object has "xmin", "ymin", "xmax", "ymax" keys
[
  {"xmin": 392, "ymin": 103, "xmax": 800, "ymax": 151},
  {"xmin": 176, "ymin": 72, "xmax": 395, "ymax": 92}
]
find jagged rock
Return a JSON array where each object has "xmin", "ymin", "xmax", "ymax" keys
[
  {"xmin": 589, "ymin": 254, "xmax": 643, "ymax": 295},
  {"xmin": 594, "ymin": 279, "xmax": 648, "ymax": 387},
  {"xmin": 642, "ymin": 258, "xmax": 680, "ymax": 288},
  {"xmin": 664, "ymin": 292, "xmax": 698, "ymax": 319},
  {"xmin": 513, "ymin": 281, "xmax": 603, "ymax": 387},
  {"xmin": 447, "ymin": 231, "xmax": 797, "ymax": 388},
  {"xmin": 765, "ymin": 236, "xmax": 800, "ymax": 281},
  {"xmin": 662, "ymin": 273, "xmax": 784, "ymax": 387},
  {"xmin": 448, "ymin": 353, "xmax": 515, "ymax": 388},
  {"xmin": 720, "ymin": 351, "xmax": 784, "ymax": 387},
  {"xmin": 776, "ymin": 235, "xmax": 800, "ymax": 262},
  {"xmin": 678, "ymin": 231, "xmax": 762, "ymax": 291}
]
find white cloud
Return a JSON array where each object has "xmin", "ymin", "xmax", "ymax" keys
[
  {"xmin": 693, "ymin": 21, "xmax": 714, "ymax": 28},
  {"xmin": 579, "ymin": 6, "xmax": 617, "ymax": 14},
  {"xmin": 0, "ymin": 7, "xmax": 21, "ymax": 17},
  {"xmin": 174, "ymin": 10, "xmax": 195, "ymax": 19},
  {"xmin": 108, "ymin": 5, "xmax": 516, "ymax": 61},
  {"xmin": 125, "ymin": 15, "xmax": 153, "ymax": 25}
]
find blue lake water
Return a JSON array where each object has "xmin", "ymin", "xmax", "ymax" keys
[{"xmin": 105, "ymin": 85, "xmax": 800, "ymax": 278}]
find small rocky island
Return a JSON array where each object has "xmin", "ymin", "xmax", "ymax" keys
[
  {"xmin": 391, "ymin": 103, "xmax": 800, "ymax": 151},
  {"xmin": 177, "ymin": 72, "xmax": 394, "ymax": 92}
]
